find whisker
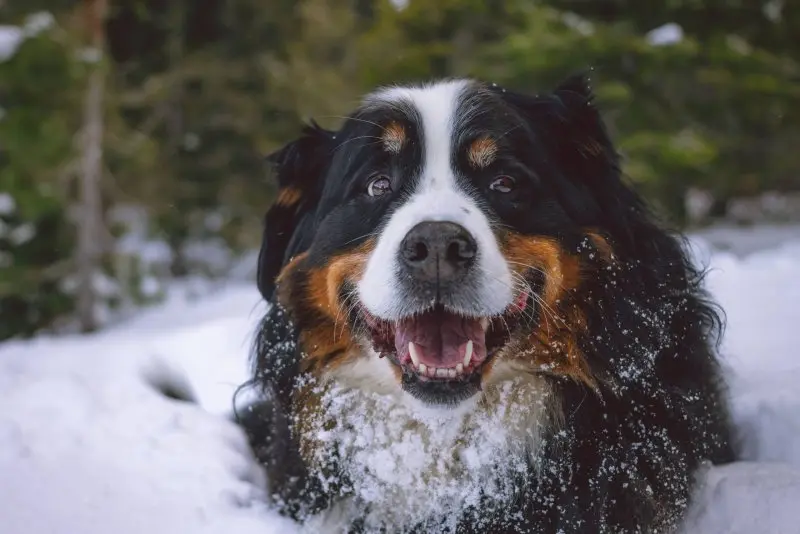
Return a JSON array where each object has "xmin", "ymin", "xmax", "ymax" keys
[
  {"xmin": 318, "ymin": 115, "xmax": 386, "ymax": 131},
  {"xmin": 480, "ymin": 268, "xmax": 570, "ymax": 338},
  {"xmin": 498, "ymin": 123, "xmax": 524, "ymax": 140},
  {"xmin": 479, "ymin": 270, "xmax": 546, "ymax": 330},
  {"xmin": 331, "ymin": 136, "xmax": 383, "ymax": 154},
  {"xmin": 332, "ymin": 283, "xmax": 366, "ymax": 343},
  {"xmin": 337, "ymin": 288, "xmax": 364, "ymax": 342},
  {"xmin": 332, "ymin": 291, "xmax": 351, "ymax": 343},
  {"xmin": 504, "ymin": 260, "xmax": 570, "ymax": 317},
  {"xmin": 342, "ymin": 231, "xmax": 381, "ymax": 247},
  {"xmin": 509, "ymin": 271, "xmax": 560, "ymax": 334}
]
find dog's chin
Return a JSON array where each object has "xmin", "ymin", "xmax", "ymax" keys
[
  {"xmin": 400, "ymin": 368, "xmax": 483, "ymax": 408},
  {"xmin": 355, "ymin": 289, "xmax": 535, "ymax": 408}
]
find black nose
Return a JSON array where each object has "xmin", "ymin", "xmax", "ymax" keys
[{"xmin": 400, "ymin": 221, "xmax": 477, "ymax": 283}]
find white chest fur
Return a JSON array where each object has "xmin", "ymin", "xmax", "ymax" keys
[{"xmin": 303, "ymin": 359, "xmax": 559, "ymax": 533}]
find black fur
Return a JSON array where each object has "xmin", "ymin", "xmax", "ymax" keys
[
  {"xmin": 256, "ymin": 121, "xmax": 336, "ymax": 301},
  {"xmin": 237, "ymin": 76, "xmax": 736, "ymax": 533}
]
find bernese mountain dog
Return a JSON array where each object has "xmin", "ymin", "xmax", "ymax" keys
[{"xmin": 237, "ymin": 75, "xmax": 736, "ymax": 533}]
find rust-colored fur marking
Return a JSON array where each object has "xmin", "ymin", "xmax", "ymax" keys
[
  {"xmin": 467, "ymin": 137, "xmax": 498, "ymax": 169},
  {"xmin": 585, "ymin": 231, "xmax": 615, "ymax": 262},
  {"xmin": 498, "ymin": 233, "xmax": 597, "ymax": 389},
  {"xmin": 501, "ymin": 234, "xmax": 580, "ymax": 306},
  {"xmin": 293, "ymin": 380, "xmax": 330, "ymax": 465},
  {"xmin": 276, "ymin": 240, "xmax": 376, "ymax": 375},
  {"xmin": 579, "ymin": 138, "xmax": 605, "ymax": 158},
  {"xmin": 275, "ymin": 187, "xmax": 303, "ymax": 207},
  {"xmin": 382, "ymin": 121, "xmax": 406, "ymax": 153}
]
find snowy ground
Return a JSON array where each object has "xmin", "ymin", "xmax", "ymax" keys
[{"xmin": 0, "ymin": 228, "xmax": 799, "ymax": 534}]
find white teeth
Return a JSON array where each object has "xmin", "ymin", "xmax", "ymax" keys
[
  {"xmin": 416, "ymin": 364, "xmax": 465, "ymax": 378},
  {"xmin": 480, "ymin": 317, "xmax": 490, "ymax": 331},
  {"xmin": 408, "ymin": 342, "xmax": 420, "ymax": 366},
  {"xmin": 463, "ymin": 340, "xmax": 474, "ymax": 368}
]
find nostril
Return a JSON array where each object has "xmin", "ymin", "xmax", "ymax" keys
[
  {"xmin": 460, "ymin": 239, "xmax": 476, "ymax": 260},
  {"xmin": 446, "ymin": 242, "xmax": 461, "ymax": 263},
  {"xmin": 447, "ymin": 238, "xmax": 476, "ymax": 263},
  {"xmin": 409, "ymin": 242, "xmax": 429, "ymax": 263},
  {"xmin": 402, "ymin": 234, "xmax": 430, "ymax": 264}
]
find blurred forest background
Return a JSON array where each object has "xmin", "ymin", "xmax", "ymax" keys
[{"xmin": 1, "ymin": 0, "xmax": 798, "ymax": 340}]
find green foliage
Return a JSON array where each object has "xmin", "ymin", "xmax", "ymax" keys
[
  {"xmin": 0, "ymin": 30, "xmax": 81, "ymax": 339},
  {"xmin": 470, "ymin": 2, "xmax": 800, "ymax": 218},
  {"xmin": 1, "ymin": 0, "xmax": 799, "ymax": 339}
]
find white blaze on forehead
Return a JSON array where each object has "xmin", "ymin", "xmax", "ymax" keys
[
  {"xmin": 368, "ymin": 80, "xmax": 466, "ymax": 190},
  {"xmin": 358, "ymin": 80, "xmax": 514, "ymax": 319}
]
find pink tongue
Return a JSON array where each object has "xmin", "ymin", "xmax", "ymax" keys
[{"xmin": 394, "ymin": 308, "xmax": 486, "ymax": 368}]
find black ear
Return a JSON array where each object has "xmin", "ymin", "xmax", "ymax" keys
[
  {"xmin": 548, "ymin": 72, "xmax": 619, "ymax": 174},
  {"xmin": 492, "ymin": 72, "xmax": 617, "ymax": 177},
  {"xmin": 496, "ymin": 74, "xmax": 662, "ymax": 250},
  {"xmin": 257, "ymin": 122, "xmax": 335, "ymax": 301},
  {"xmin": 492, "ymin": 73, "xmax": 631, "ymax": 217}
]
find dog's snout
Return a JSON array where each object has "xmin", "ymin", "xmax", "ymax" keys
[{"xmin": 400, "ymin": 221, "xmax": 477, "ymax": 282}]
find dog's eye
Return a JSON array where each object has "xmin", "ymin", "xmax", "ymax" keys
[
  {"xmin": 489, "ymin": 175, "xmax": 515, "ymax": 193},
  {"xmin": 367, "ymin": 175, "xmax": 392, "ymax": 197}
]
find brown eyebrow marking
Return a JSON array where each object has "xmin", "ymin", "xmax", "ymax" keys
[
  {"xmin": 381, "ymin": 121, "xmax": 406, "ymax": 153},
  {"xmin": 467, "ymin": 137, "xmax": 498, "ymax": 168},
  {"xmin": 275, "ymin": 187, "xmax": 303, "ymax": 206}
]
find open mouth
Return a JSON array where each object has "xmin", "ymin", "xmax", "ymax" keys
[{"xmin": 358, "ymin": 288, "xmax": 533, "ymax": 404}]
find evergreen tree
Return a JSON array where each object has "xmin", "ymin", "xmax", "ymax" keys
[{"xmin": 0, "ymin": 12, "xmax": 80, "ymax": 338}]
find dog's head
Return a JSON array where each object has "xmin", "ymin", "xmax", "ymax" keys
[{"xmin": 258, "ymin": 76, "xmax": 630, "ymax": 409}]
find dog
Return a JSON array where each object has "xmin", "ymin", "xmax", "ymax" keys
[{"xmin": 237, "ymin": 75, "xmax": 736, "ymax": 533}]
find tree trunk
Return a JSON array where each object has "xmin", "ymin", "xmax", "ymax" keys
[
  {"xmin": 166, "ymin": 1, "xmax": 188, "ymax": 277},
  {"xmin": 76, "ymin": 0, "xmax": 107, "ymax": 333}
]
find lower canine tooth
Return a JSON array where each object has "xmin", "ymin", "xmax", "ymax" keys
[
  {"xmin": 435, "ymin": 368, "xmax": 448, "ymax": 378},
  {"xmin": 408, "ymin": 342, "xmax": 420, "ymax": 366},
  {"xmin": 418, "ymin": 363, "xmax": 427, "ymax": 374},
  {"xmin": 456, "ymin": 363, "xmax": 464, "ymax": 374},
  {"xmin": 463, "ymin": 340, "xmax": 474, "ymax": 367}
]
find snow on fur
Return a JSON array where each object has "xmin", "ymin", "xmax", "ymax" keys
[{"xmin": 0, "ymin": 231, "xmax": 799, "ymax": 533}]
